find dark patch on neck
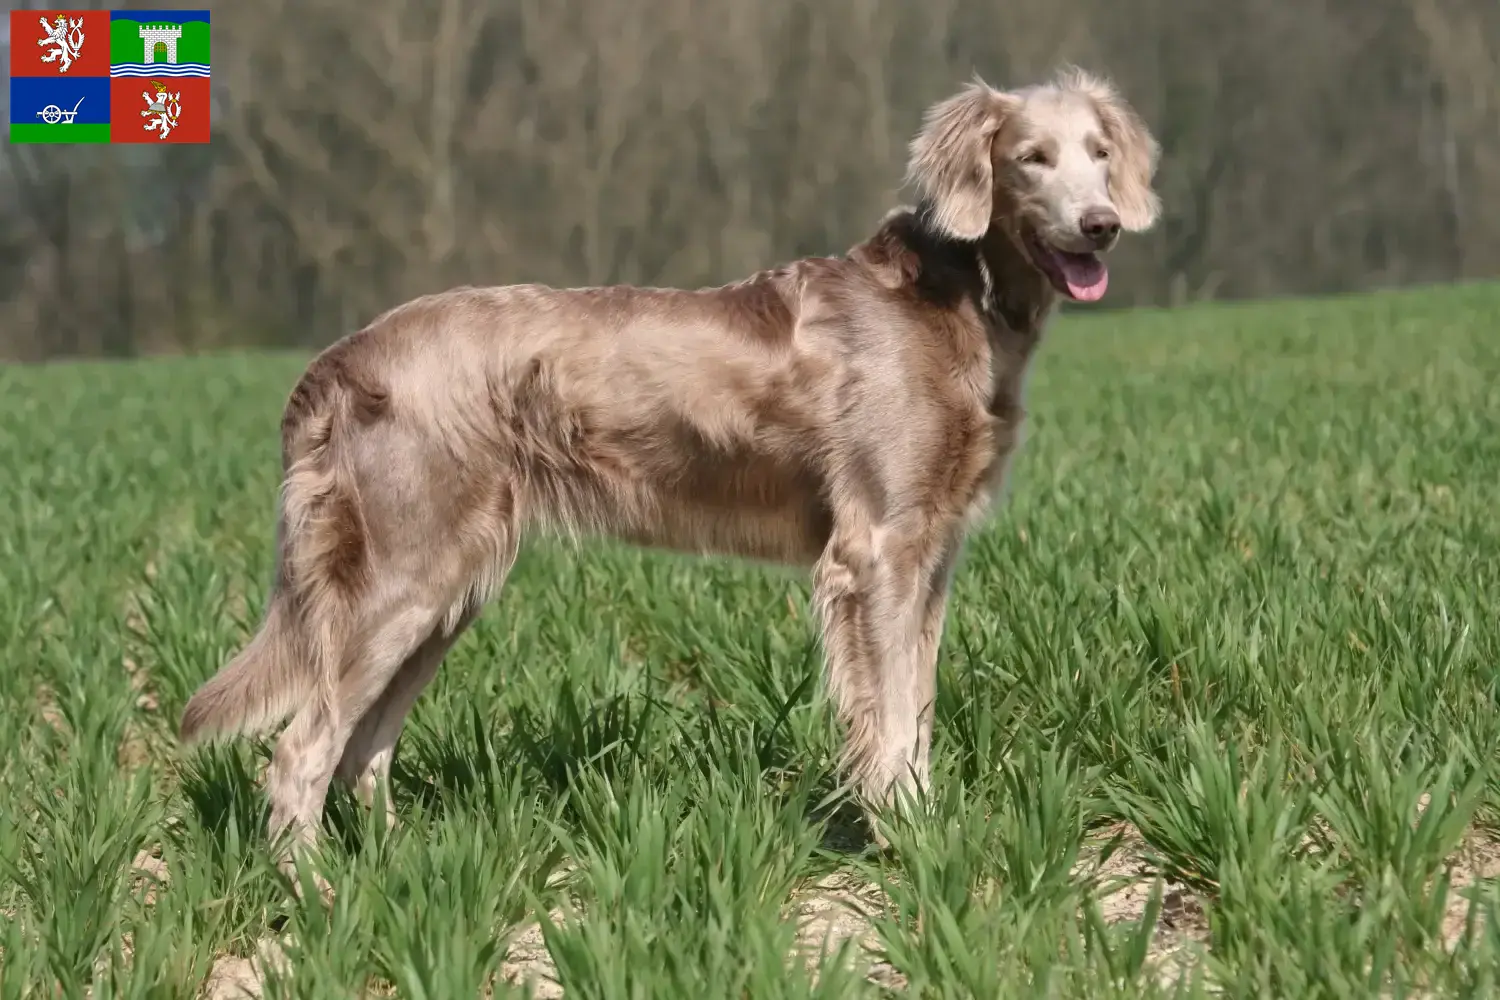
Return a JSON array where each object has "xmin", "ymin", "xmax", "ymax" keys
[
  {"xmin": 850, "ymin": 204, "xmax": 987, "ymax": 309},
  {"xmin": 978, "ymin": 226, "xmax": 1054, "ymax": 338},
  {"xmin": 850, "ymin": 204, "xmax": 1055, "ymax": 338}
]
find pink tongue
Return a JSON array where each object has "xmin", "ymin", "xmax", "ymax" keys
[{"xmin": 1057, "ymin": 252, "xmax": 1108, "ymax": 302}]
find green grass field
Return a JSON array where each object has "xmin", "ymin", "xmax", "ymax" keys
[{"xmin": 2, "ymin": 282, "xmax": 1499, "ymax": 997}]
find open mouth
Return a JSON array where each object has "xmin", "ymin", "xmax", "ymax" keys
[{"xmin": 1025, "ymin": 232, "xmax": 1108, "ymax": 303}]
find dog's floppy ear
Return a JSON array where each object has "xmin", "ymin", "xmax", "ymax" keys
[
  {"xmin": 906, "ymin": 81, "xmax": 1016, "ymax": 241},
  {"xmin": 1060, "ymin": 69, "xmax": 1161, "ymax": 232},
  {"xmin": 1099, "ymin": 93, "xmax": 1161, "ymax": 231}
]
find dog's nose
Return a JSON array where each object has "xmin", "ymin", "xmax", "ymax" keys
[{"xmin": 1080, "ymin": 208, "xmax": 1121, "ymax": 246}]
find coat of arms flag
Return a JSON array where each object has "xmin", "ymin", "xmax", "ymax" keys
[{"xmin": 9, "ymin": 9, "xmax": 210, "ymax": 144}]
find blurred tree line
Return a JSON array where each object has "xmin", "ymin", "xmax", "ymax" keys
[{"xmin": 1, "ymin": 0, "xmax": 1497, "ymax": 360}]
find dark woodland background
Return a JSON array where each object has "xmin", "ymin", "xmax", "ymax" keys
[{"xmin": 1, "ymin": 0, "xmax": 1497, "ymax": 361}]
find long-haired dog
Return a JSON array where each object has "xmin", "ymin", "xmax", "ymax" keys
[{"xmin": 180, "ymin": 67, "xmax": 1161, "ymax": 863}]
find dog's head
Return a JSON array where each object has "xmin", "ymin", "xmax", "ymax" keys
[{"xmin": 906, "ymin": 68, "xmax": 1160, "ymax": 302}]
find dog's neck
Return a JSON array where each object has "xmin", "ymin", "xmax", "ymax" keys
[
  {"xmin": 974, "ymin": 224, "xmax": 1057, "ymax": 341},
  {"xmin": 854, "ymin": 203, "xmax": 1057, "ymax": 347}
]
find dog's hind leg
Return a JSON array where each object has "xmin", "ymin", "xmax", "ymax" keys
[
  {"xmin": 267, "ymin": 563, "xmax": 519, "ymax": 893},
  {"xmin": 265, "ymin": 417, "xmax": 519, "ymax": 883},
  {"xmin": 333, "ymin": 609, "xmax": 478, "ymax": 826},
  {"xmin": 333, "ymin": 497, "xmax": 521, "ymax": 821},
  {"xmin": 265, "ymin": 595, "xmax": 442, "ymax": 867}
]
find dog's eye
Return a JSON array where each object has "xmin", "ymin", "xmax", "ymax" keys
[
  {"xmin": 1094, "ymin": 147, "xmax": 1111, "ymax": 161},
  {"xmin": 1018, "ymin": 149, "xmax": 1049, "ymax": 166}
]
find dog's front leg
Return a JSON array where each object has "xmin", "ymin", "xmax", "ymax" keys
[
  {"xmin": 813, "ymin": 521, "xmax": 948, "ymax": 827},
  {"xmin": 906, "ymin": 535, "xmax": 964, "ymax": 795}
]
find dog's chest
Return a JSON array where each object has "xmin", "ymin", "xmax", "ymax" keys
[{"xmin": 955, "ymin": 332, "xmax": 1033, "ymax": 528}]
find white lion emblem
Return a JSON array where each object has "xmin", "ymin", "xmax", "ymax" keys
[
  {"xmin": 141, "ymin": 82, "xmax": 183, "ymax": 140},
  {"xmin": 37, "ymin": 14, "xmax": 86, "ymax": 73}
]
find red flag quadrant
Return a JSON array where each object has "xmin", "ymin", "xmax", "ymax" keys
[
  {"xmin": 10, "ymin": 10, "xmax": 111, "ymax": 78},
  {"xmin": 109, "ymin": 76, "xmax": 210, "ymax": 144}
]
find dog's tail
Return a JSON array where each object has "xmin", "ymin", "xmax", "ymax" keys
[
  {"xmin": 180, "ymin": 357, "xmax": 375, "ymax": 746},
  {"xmin": 178, "ymin": 590, "xmax": 305, "ymax": 744}
]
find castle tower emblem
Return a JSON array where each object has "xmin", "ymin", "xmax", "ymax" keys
[{"xmin": 139, "ymin": 23, "xmax": 182, "ymax": 65}]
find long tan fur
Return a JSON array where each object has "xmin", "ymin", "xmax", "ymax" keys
[{"xmin": 180, "ymin": 67, "xmax": 1162, "ymax": 859}]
